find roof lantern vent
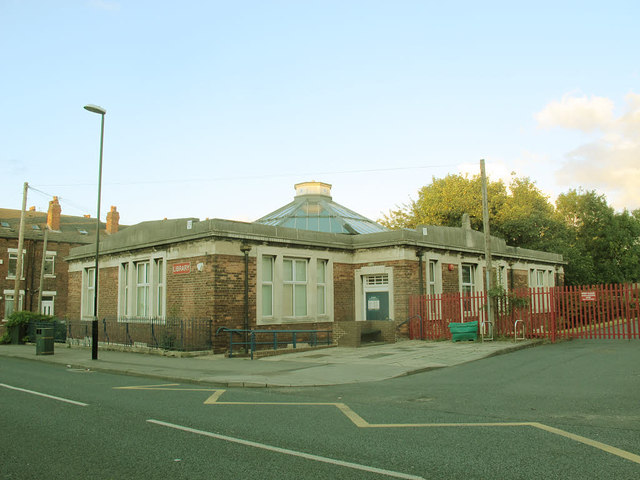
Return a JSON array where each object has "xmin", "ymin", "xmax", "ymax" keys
[{"xmin": 294, "ymin": 181, "xmax": 332, "ymax": 199}]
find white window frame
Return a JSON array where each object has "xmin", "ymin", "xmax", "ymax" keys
[
  {"xmin": 117, "ymin": 255, "xmax": 166, "ymax": 322},
  {"xmin": 256, "ymin": 248, "xmax": 333, "ymax": 325},
  {"xmin": 261, "ymin": 256, "xmax": 275, "ymax": 318},
  {"xmin": 41, "ymin": 292, "xmax": 56, "ymax": 316},
  {"xmin": 155, "ymin": 258, "xmax": 164, "ymax": 318},
  {"xmin": 427, "ymin": 259, "xmax": 439, "ymax": 295},
  {"xmin": 43, "ymin": 251, "xmax": 56, "ymax": 277},
  {"xmin": 83, "ymin": 267, "xmax": 96, "ymax": 318},
  {"xmin": 354, "ymin": 265, "xmax": 394, "ymax": 322},
  {"xmin": 461, "ymin": 263, "xmax": 477, "ymax": 296},
  {"xmin": 7, "ymin": 249, "xmax": 25, "ymax": 279},
  {"xmin": 317, "ymin": 259, "xmax": 327, "ymax": 316},
  {"xmin": 3, "ymin": 290, "xmax": 24, "ymax": 319},
  {"xmin": 135, "ymin": 261, "xmax": 151, "ymax": 317},
  {"xmin": 283, "ymin": 258, "xmax": 308, "ymax": 318},
  {"xmin": 120, "ymin": 262, "xmax": 130, "ymax": 317}
]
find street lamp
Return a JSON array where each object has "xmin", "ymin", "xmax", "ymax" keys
[{"xmin": 84, "ymin": 104, "xmax": 106, "ymax": 360}]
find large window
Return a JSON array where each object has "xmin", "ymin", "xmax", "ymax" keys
[
  {"xmin": 283, "ymin": 258, "xmax": 307, "ymax": 317},
  {"xmin": 317, "ymin": 259, "xmax": 327, "ymax": 315},
  {"xmin": 257, "ymin": 252, "xmax": 331, "ymax": 324},
  {"xmin": 428, "ymin": 260, "xmax": 438, "ymax": 295},
  {"xmin": 530, "ymin": 268, "xmax": 554, "ymax": 288},
  {"xmin": 117, "ymin": 257, "xmax": 166, "ymax": 321},
  {"xmin": 84, "ymin": 267, "xmax": 96, "ymax": 317},
  {"xmin": 461, "ymin": 264, "xmax": 476, "ymax": 295},
  {"xmin": 155, "ymin": 259, "xmax": 164, "ymax": 318},
  {"xmin": 136, "ymin": 261, "xmax": 150, "ymax": 317},
  {"xmin": 262, "ymin": 256, "xmax": 274, "ymax": 317},
  {"xmin": 120, "ymin": 262, "xmax": 130, "ymax": 317}
]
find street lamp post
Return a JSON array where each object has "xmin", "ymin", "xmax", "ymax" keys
[{"xmin": 84, "ymin": 104, "xmax": 106, "ymax": 360}]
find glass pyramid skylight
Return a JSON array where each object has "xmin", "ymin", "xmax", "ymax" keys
[{"xmin": 254, "ymin": 182, "xmax": 388, "ymax": 235}]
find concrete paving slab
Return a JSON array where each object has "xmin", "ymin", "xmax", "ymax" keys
[{"xmin": 0, "ymin": 339, "xmax": 543, "ymax": 387}]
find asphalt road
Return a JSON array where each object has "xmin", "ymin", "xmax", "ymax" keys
[{"xmin": 1, "ymin": 339, "xmax": 638, "ymax": 479}]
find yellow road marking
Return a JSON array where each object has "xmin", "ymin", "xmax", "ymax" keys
[{"xmin": 116, "ymin": 384, "xmax": 640, "ymax": 465}]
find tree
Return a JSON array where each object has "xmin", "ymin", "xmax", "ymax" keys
[
  {"xmin": 493, "ymin": 177, "xmax": 565, "ymax": 252},
  {"xmin": 380, "ymin": 174, "xmax": 561, "ymax": 252},
  {"xmin": 379, "ymin": 173, "xmax": 507, "ymax": 231},
  {"xmin": 555, "ymin": 189, "xmax": 640, "ymax": 285}
]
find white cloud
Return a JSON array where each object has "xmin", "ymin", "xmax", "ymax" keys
[
  {"xmin": 535, "ymin": 93, "xmax": 615, "ymax": 132},
  {"xmin": 543, "ymin": 92, "xmax": 640, "ymax": 210}
]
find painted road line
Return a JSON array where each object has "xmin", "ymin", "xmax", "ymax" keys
[
  {"xmin": 147, "ymin": 419, "xmax": 426, "ymax": 480},
  {"xmin": 114, "ymin": 384, "xmax": 225, "ymax": 404},
  {"xmin": 0, "ymin": 383, "xmax": 88, "ymax": 407},
  {"xmin": 120, "ymin": 385, "xmax": 640, "ymax": 466},
  {"xmin": 530, "ymin": 422, "xmax": 640, "ymax": 465}
]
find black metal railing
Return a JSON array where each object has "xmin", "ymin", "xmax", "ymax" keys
[
  {"xmin": 216, "ymin": 327, "xmax": 333, "ymax": 359},
  {"xmin": 66, "ymin": 317, "xmax": 213, "ymax": 352}
]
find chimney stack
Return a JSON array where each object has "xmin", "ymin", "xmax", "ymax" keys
[
  {"xmin": 47, "ymin": 196, "xmax": 61, "ymax": 231},
  {"xmin": 106, "ymin": 206, "xmax": 120, "ymax": 234}
]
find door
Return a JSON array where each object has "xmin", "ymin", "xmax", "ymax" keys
[
  {"xmin": 363, "ymin": 274, "xmax": 390, "ymax": 320},
  {"xmin": 365, "ymin": 291, "xmax": 389, "ymax": 320},
  {"xmin": 41, "ymin": 296, "xmax": 54, "ymax": 316}
]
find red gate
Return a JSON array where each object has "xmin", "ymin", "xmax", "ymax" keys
[{"xmin": 409, "ymin": 284, "xmax": 640, "ymax": 341}]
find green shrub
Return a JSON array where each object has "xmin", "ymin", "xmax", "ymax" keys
[{"xmin": 6, "ymin": 311, "xmax": 55, "ymax": 327}]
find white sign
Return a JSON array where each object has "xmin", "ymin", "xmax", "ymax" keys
[{"xmin": 368, "ymin": 297, "xmax": 380, "ymax": 310}]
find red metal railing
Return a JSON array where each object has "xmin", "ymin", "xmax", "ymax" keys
[{"xmin": 409, "ymin": 284, "xmax": 640, "ymax": 341}]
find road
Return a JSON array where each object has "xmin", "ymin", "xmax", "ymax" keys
[{"xmin": 1, "ymin": 340, "xmax": 639, "ymax": 479}]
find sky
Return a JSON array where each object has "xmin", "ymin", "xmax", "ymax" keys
[{"xmin": 2, "ymin": 1, "xmax": 639, "ymax": 227}]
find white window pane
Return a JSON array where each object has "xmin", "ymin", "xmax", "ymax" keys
[
  {"xmin": 262, "ymin": 257, "xmax": 273, "ymax": 282},
  {"xmin": 295, "ymin": 260, "xmax": 306, "ymax": 282},
  {"xmin": 295, "ymin": 285, "xmax": 307, "ymax": 316},
  {"xmin": 262, "ymin": 285, "xmax": 273, "ymax": 316},
  {"xmin": 283, "ymin": 284, "xmax": 293, "ymax": 316},
  {"xmin": 317, "ymin": 285, "xmax": 325, "ymax": 315},
  {"xmin": 283, "ymin": 260, "xmax": 293, "ymax": 281},
  {"xmin": 317, "ymin": 260, "xmax": 326, "ymax": 283}
]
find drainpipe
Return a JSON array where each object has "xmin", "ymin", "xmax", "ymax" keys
[
  {"xmin": 416, "ymin": 249, "xmax": 425, "ymax": 298},
  {"xmin": 240, "ymin": 244, "xmax": 252, "ymax": 354},
  {"xmin": 416, "ymin": 249, "xmax": 425, "ymax": 339}
]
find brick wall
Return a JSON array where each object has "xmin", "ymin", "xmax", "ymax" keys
[
  {"xmin": 67, "ymin": 271, "xmax": 81, "ymax": 319},
  {"xmin": 167, "ymin": 255, "xmax": 218, "ymax": 320},
  {"xmin": 512, "ymin": 269, "xmax": 529, "ymax": 289},
  {"xmin": 442, "ymin": 263, "xmax": 459, "ymax": 293},
  {"xmin": 333, "ymin": 262, "xmax": 355, "ymax": 321},
  {"xmin": 0, "ymin": 237, "xmax": 82, "ymax": 319}
]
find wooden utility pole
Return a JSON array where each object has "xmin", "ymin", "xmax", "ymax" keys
[
  {"xmin": 13, "ymin": 182, "xmax": 28, "ymax": 314},
  {"xmin": 480, "ymin": 160, "xmax": 494, "ymax": 339}
]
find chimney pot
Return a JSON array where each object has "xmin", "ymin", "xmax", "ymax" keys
[
  {"xmin": 106, "ymin": 206, "xmax": 120, "ymax": 234},
  {"xmin": 47, "ymin": 196, "xmax": 61, "ymax": 231}
]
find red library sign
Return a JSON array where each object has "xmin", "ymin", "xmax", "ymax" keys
[
  {"xmin": 580, "ymin": 291, "xmax": 597, "ymax": 302},
  {"xmin": 172, "ymin": 262, "xmax": 191, "ymax": 275}
]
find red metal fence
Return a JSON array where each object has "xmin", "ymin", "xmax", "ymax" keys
[{"xmin": 409, "ymin": 284, "xmax": 640, "ymax": 341}]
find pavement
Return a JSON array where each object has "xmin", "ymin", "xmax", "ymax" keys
[{"xmin": 0, "ymin": 339, "xmax": 543, "ymax": 388}]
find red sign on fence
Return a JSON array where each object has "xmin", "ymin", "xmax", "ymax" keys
[
  {"xmin": 172, "ymin": 262, "xmax": 191, "ymax": 274},
  {"xmin": 580, "ymin": 291, "xmax": 597, "ymax": 302}
]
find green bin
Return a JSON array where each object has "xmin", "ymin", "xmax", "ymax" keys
[
  {"xmin": 35, "ymin": 327, "xmax": 54, "ymax": 355},
  {"xmin": 448, "ymin": 321, "xmax": 478, "ymax": 342}
]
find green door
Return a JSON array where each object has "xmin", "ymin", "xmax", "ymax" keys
[{"xmin": 365, "ymin": 292, "xmax": 390, "ymax": 320}]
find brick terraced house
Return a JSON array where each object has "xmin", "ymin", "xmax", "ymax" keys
[
  {"xmin": 65, "ymin": 182, "xmax": 564, "ymax": 352},
  {"xmin": 1, "ymin": 197, "xmax": 121, "ymax": 320}
]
